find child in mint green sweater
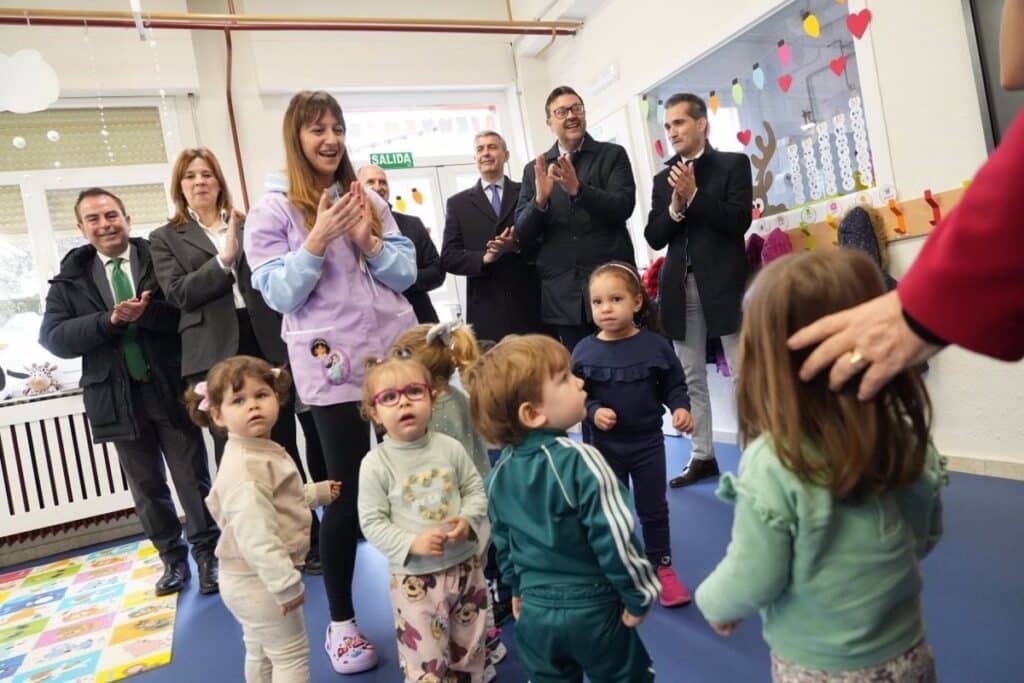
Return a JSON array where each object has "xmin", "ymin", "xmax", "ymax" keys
[{"xmin": 695, "ymin": 250, "xmax": 946, "ymax": 682}]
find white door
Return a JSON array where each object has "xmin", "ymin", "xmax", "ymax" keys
[{"xmin": 384, "ymin": 163, "xmax": 478, "ymax": 322}]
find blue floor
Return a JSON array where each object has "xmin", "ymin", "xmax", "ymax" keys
[{"xmin": 6, "ymin": 436, "xmax": 1023, "ymax": 682}]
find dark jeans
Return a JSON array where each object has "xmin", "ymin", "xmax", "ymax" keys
[
  {"xmin": 589, "ymin": 430, "xmax": 671, "ymax": 566},
  {"xmin": 115, "ymin": 380, "xmax": 219, "ymax": 565},
  {"xmin": 310, "ymin": 401, "xmax": 370, "ymax": 621}
]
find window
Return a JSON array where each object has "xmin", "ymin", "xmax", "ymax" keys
[
  {"xmin": 640, "ymin": 0, "xmax": 876, "ymax": 217},
  {"xmin": 0, "ymin": 101, "xmax": 175, "ymax": 328}
]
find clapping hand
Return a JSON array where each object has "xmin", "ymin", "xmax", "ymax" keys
[
  {"xmin": 110, "ymin": 290, "xmax": 151, "ymax": 326},
  {"xmin": 482, "ymin": 227, "xmax": 517, "ymax": 264}
]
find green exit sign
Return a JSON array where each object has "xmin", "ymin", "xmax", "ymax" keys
[{"xmin": 369, "ymin": 152, "xmax": 415, "ymax": 170}]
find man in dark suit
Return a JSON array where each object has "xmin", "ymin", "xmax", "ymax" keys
[
  {"xmin": 515, "ymin": 86, "xmax": 638, "ymax": 351},
  {"xmin": 39, "ymin": 188, "xmax": 219, "ymax": 596},
  {"xmin": 441, "ymin": 130, "xmax": 542, "ymax": 342},
  {"xmin": 644, "ymin": 93, "xmax": 752, "ymax": 487},
  {"xmin": 358, "ymin": 164, "xmax": 444, "ymax": 323}
]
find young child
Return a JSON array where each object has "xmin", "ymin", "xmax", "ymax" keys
[
  {"xmin": 357, "ymin": 356, "xmax": 490, "ymax": 683},
  {"xmin": 185, "ymin": 356, "xmax": 340, "ymax": 683},
  {"xmin": 572, "ymin": 261, "xmax": 694, "ymax": 607},
  {"xmin": 464, "ymin": 335, "xmax": 661, "ymax": 683},
  {"xmin": 391, "ymin": 320, "xmax": 510, "ymax": 679},
  {"xmin": 695, "ymin": 250, "xmax": 946, "ymax": 681}
]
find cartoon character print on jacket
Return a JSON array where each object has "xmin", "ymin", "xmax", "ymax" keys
[
  {"xmin": 401, "ymin": 574, "xmax": 437, "ymax": 602},
  {"xmin": 399, "ymin": 467, "xmax": 455, "ymax": 522}
]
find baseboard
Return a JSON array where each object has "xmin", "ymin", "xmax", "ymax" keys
[
  {"xmin": 690, "ymin": 429, "xmax": 1024, "ymax": 482},
  {"xmin": 1, "ymin": 515, "xmax": 145, "ymax": 568}
]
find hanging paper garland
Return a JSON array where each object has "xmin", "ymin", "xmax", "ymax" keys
[
  {"xmin": 708, "ymin": 90, "xmax": 719, "ymax": 114},
  {"xmin": 833, "ymin": 112, "xmax": 856, "ymax": 192},
  {"xmin": 816, "ymin": 121, "xmax": 838, "ymax": 197},
  {"xmin": 787, "ymin": 143, "xmax": 806, "ymax": 205},
  {"xmin": 752, "ymin": 63, "xmax": 765, "ymax": 90},
  {"xmin": 830, "ymin": 55, "xmax": 847, "ymax": 76},
  {"xmin": 640, "ymin": 95, "xmax": 650, "ymax": 120},
  {"xmin": 846, "ymin": 9, "xmax": 872, "ymax": 39},
  {"xmin": 802, "ymin": 11, "xmax": 821, "ymax": 38},
  {"xmin": 412, "ymin": 188, "xmax": 424, "ymax": 205},
  {"xmin": 778, "ymin": 74, "xmax": 793, "ymax": 92},
  {"xmin": 654, "ymin": 139, "xmax": 665, "ymax": 158},
  {"xmin": 731, "ymin": 78, "xmax": 744, "ymax": 105},
  {"xmin": 777, "ymin": 39, "xmax": 791, "ymax": 67},
  {"xmin": 802, "ymin": 136, "xmax": 823, "ymax": 201},
  {"xmin": 849, "ymin": 95, "xmax": 873, "ymax": 187},
  {"xmin": 395, "ymin": 196, "xmax": 407, "ymax": 213}
]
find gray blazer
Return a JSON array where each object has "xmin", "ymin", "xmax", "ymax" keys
[{"xmin": 149, "ymin": 219, "xmax": 285, "ymax": 378}]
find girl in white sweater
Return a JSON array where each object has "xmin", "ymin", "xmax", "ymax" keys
[{"xmin": 186, "ymin": 356, "xmax": 339, "ymax": 683}]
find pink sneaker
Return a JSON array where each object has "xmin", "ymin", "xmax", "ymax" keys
[
  {"xmin": 657, "ymin": 566, "xmax": 692, "ymax": 607},
  {"xmin": 325, "ymin": 623, "xmax": 379, "ymax": 674}
]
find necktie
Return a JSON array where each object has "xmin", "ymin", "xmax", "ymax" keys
[
  {"xmin": 489, "ymin": 184, "xmax": 502, "ymax": 216},
  {"xmin": 109, "ymin": 257, "xmax": 150, "ymax": 382}
]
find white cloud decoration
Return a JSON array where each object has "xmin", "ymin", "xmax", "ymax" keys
[{"xmin": 0, "ymin": 50, "xmax": 60, "ymax": 113}]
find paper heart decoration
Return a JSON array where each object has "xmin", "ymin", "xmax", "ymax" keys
[
  {"xmin": 778, "ymin": 74, "xmax": 793, "ymax": 92},
  {"xmin": 737, "ymin": 129, "xmax": 752, "ymax": 146},
  {"xmin": 830, "ymin": 55, "xmax": 847, "ymax": 76},
  {"xmin": 654, "ymin": 139, "xmax": 665, "ymax": 158},
  {"xmin": 846, "ymin": 9, "xmax": 871, "ymax": 39}
]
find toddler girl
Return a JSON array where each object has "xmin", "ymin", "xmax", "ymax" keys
[
  {"xmin": 571, "ymin": 261, "xmax": 694, "ymax": 607},
  {"xmin": 357, "ymin": 356, "xmax": 489, "ymax": 682},
  {"xmin": 695, "ymin": 250, "xmax": 945, "ymax": 682},
  {"xmin": 186, "ymin": 355, "xmax": 339, "ymax": 683}
]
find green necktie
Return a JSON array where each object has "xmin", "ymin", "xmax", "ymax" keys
[{"xmin": 109, "ymin": 257, "xmax": 150, "ymax": 382}]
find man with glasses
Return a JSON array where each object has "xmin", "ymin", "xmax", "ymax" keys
[{"xmin": 515, "ymin": 86, "xmax": 638, "ymax": 351}]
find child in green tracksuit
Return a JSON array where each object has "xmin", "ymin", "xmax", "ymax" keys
[{"xmin": 464, "ymin": 335, "xmax": 662, "ymax": 683}]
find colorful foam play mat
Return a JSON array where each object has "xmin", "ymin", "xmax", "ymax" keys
[{"xmin": 0, "ymin": 540, "xmax": 177, "ymax": 682}]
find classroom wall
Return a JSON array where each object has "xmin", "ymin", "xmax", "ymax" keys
[{"xmin": 517, "ymin": 0, "xmax": 1024, "ymax": 467}]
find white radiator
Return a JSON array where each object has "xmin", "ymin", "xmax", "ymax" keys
[{"xmin": 0, "ymin": 391, "xmax": 135, "ymax": 538}]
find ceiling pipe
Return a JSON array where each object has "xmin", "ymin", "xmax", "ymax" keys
[{"xmin": 0, "ymin": 8, "xmax": 580, "ymax": 35}]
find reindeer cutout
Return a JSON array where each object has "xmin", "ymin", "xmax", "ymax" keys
[
  {"xmin": 7, "ymin": 362, "xmax": 63, "ymax": 396},
  {"xmin": 750, "ymin": 121, "xmax": 789, "ymax": 219}
]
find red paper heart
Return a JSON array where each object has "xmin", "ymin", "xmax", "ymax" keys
[
  {"xmin": 654, "ymin": 139, "xmax": 665, "ymax": 158},
  {"xmin": 737, "ymin": 129, "xmax": 752, "ymax": 146},
  {"xmin": 777, "ymin": 74, "xmax": 793, "ymax": 92},
  {"xmin": 829, "ymin": 55, "xmax": 847, "ymax": 76},
  {"xmin": 846, "ymin": 9, "xmax": 871, "ymax": 39}
]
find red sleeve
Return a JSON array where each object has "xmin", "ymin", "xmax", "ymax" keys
[{"xmin": 898, "ymin": 110, "xmax": 1024, "ymax": 361}]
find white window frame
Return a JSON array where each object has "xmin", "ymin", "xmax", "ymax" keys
[{"xmin": 0, "ymin": 96, "xmax": 179, "ymax": 303}]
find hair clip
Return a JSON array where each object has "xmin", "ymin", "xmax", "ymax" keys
[
  {"xmin": 194, "ymin": 381, "xmax": 210, "ymax": 412},
  {"xmin": 394, "ymin": 347, "xmax": 414, "ymax": 359},
  {"xmin": 426, "ymin": 319, "xmax": 464, "ymax": 348},
  {"xmin": 271, "ymin": 367, "xmax": 282, "ymax": 377}
]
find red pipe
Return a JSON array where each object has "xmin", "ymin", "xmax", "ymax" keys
[{"xmin": 0, "ymin": 17, "xmax": 576, "ymax": 34}]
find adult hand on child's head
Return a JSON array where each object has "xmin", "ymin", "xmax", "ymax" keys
[
  {"xmin": 328, "ymin": 480, "xmax": 342, "ymax": 501},
  {"xmin": 443, "ymin": 516, "xmax": 470, "ymax": 543},
  {"xmin": 280, "ymin": 592, "xmax": 305, "ymax": 615},
  {"xmin": 709, "ymin": 620, "xmax": 739, "ymax": 636},
  {"xmin": 594, "ymin": 407, "xmax": 617, "ymax": 431},
  {"xmin": 621, "ymin": 609, "xmax": 645, "ymax": 628},
  {"xmin": 672, "ymin": 408, "xmax": 694, "ymax": 434},
  {"xmin": 410, "ymin": 529, "xmax": 447, "ymax": 557}
]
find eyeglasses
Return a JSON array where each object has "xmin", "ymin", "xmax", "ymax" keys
[
  {"xmin": 551, "ymin": 103, "xmax": 585, "ymax": 120},
  {"xmin": 371, "ymin": 382, "xmax": 431, "ymax": 407}
]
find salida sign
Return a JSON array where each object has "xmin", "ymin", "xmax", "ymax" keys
[{"xmin": 369, "ymin": 152, "xmax": 415, "ymax": 170}]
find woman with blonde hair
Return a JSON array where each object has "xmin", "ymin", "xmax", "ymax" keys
[{"xmin": 244, "ymin": 90, "xmax": 417, "ymax": 674}]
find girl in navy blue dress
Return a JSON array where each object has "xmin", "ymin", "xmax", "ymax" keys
[{"xmin": 571, "ymin": 261, "xmax": 695, "ymax": 607}]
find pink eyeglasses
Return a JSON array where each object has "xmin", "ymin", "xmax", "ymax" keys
[{"xmin": 371, "ymin": 382, "xmax": 431, "ymax": 407}]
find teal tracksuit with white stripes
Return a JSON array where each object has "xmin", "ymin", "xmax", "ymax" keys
[{"xmin": 486, "ymin": 429, "xmax": 661, "ymax": 682}]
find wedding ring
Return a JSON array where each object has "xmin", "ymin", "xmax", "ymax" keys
[{"xmin": 849, "ymin": 350, "xmax": 865, "ymax": 366}]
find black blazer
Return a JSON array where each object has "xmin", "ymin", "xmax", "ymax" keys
[
  {"xmin": 441, "ymin": 178, "xmax": 543, "ymax": 342},
  {"xmin": 149, "ymin": 219, "xmax": 287, "ymax": 378},
  {"xmin": 39, "ymin": 238, "xmax": 188, "ymax": 443},
  {"xmin": 393, "ymin": 211, "xmax": 443, "ymax": 324},
  {"xmin": 515, "ymin": 133, "xmax": 637, "ymax": 326},
  {"xmin": 645, "ymin": 147, "xmax": 753, "ymax": 340}
]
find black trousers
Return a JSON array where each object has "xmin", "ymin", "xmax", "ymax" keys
[
  {"xmin": 115, "ymin": 379, "xmax": 219, "ymax": 565},
  {"xmin": 187, "ymin": 308, "xmax": 323, "ymax": 551},
  {"xmin": 309, "ymin": 401, "xmax": 370, "ymax": 622}
]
